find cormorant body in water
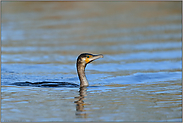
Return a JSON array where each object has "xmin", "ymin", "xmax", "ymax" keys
[{"xmin": 11, "ymin": 53, "xmax": 103, "ymax": 87}]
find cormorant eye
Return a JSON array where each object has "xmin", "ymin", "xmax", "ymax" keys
[{"xmin": 87, "ymin": 55, "xmax": 90, "ymax": 58}]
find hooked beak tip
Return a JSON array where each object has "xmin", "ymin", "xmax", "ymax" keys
[
  {"xmin": 95, "ymin": 54, "xmax": 103, "ymax": 59},
  {"xmin": 100, "ymin": 54, "xmax": 104, "ymax": 58}
]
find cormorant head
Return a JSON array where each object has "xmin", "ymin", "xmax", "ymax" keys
[{"xmin": 77, "ymin": 53, "xmax": 103, "ymax": 66}]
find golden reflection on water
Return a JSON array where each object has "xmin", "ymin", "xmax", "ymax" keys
[{"xmin": 74, "ymin": 87, "xmax": 88, "ymax": 118}]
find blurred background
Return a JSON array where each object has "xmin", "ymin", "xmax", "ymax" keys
[{"xmin": 1, "ymin": 2, "xmax": 182, "ymax": 122}]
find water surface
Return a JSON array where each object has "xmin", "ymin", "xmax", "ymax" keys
[{"xmin": 1, "ymin": 2, "xmax": 182, "ymax": 122}]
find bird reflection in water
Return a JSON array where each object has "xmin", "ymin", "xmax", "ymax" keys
[{"xmin": 74, "ymin": 87, "xmax": 89, "ymax": 118}]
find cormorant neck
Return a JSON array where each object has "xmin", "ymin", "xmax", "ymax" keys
[{"xmin": 77, "ymin": 63, "xmax": 89, "ymax": 87}]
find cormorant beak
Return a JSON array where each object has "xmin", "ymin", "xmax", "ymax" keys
[{"xmin": 87, "ymin": 54, "xmax": 103, "ymax": 64}]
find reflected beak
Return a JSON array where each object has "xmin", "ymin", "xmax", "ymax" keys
[{"xmin": 88, "ymin": 54, "xmax": 103, "ymax": 63}]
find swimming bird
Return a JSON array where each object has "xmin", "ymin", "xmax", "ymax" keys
[
  {"xmin": 11, "ymin": 53, "xmax": 103, "ymax": 87},
  {"xmin": 76, "ymin": 53, "xmax": 103, "ymax": 87}
]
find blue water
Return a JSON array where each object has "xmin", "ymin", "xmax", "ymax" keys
[{"xmin": 1, "ymin": 2, "xmax": 182, "ymax": 122}]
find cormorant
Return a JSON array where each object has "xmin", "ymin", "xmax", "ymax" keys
[{"xmin": 11, "ymin": 53, "xmax": 103, "ymax": 87}]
